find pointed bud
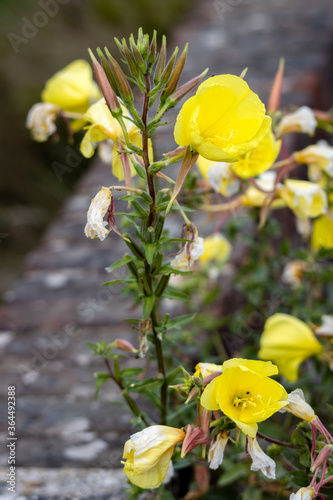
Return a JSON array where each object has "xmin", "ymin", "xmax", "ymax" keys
[
  {"xmin": 154, "ymin": 35, "xmax": 166, "ymax": 85},
  {"xmin": 104, "ymin": 47, "xmax": 134, "ymax": 104},
  {"xmin": 148, "ymin": 30, "xmax": 157, "ymax": 67},
  {"xmin": 114, "ymin": 37, "xmax": 126, "ymax": 58},
  {"xmin": 96, "ymin": 47, "xmax": 121, "ymax": 97},
  {"xmin": 160, "ymin": 44, "xmax": 188, "ymax": 105},
  {"xmin": 310, "ymin": 444, "xmax": 333, "ymax": 472},
  {"xmin": 164, "ymin": 68, "xmax": 209, "ymax": 109},
  {"xmin": 137, "ymin": 27, "xmax": 144, "ymax": 47},
  {"xmin": 142, "ymin": 33, "xmax": 150, "ymax": 58},
  {"xmin": 121, "ymin": 40, "xmax": 140, "ymax": 78},
  {"xmin": 268, "ymin": 57, "xmax": 285, "ymax": 112},
  {"xmin": 160, "ymin": 46, "xmax": 179, "ymax": 85},
  {"xmin": 113, "ymin": 339, "xmax": 138, "ymax": 353},
  {"xmin": 131, "ymin": 43, "xmax": 146, "ymax": 72},
  {"xmin": 185, "ymin": 386, "xmax": 199, "ymax": 404},
  {"xmin": 88, "ymin": 49, "xmax": 122, "ymax": 117}
]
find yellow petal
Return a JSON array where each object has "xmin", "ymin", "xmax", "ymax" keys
[
  {"xmin": 311, "ymin": 215, "xmax": 333, "ymax": 251},
  {"xmin": 222, "ymin": 358, "xmax": 278, "ymax": 377}
]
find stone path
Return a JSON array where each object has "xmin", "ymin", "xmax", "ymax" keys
[{"xmin": 1, "ymin": 0, "xmax": 333, "ymax": 498}]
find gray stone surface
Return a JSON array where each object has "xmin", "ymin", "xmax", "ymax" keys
[{"xmin": 1, "ymin": 0, "xmax": 333, "ymax": 497}]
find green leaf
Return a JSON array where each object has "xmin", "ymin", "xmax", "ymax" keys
[
  {"xmin": 107, "ymin": 254, "xmax": 134, "ymax": 272},
  {"xmin": 143, "ymin": 295, "xmax": 155, "ymax": 319},
  {"xmin": 163, "ymin": 287, "xmax": 189, "ymax": 301},
  {"xmin": 217, "ymin": 463, "xmax": 249, "ymax": 486},
  {"xmin": 126, "ymin": 377, "xmax": 162, "ymax": 393},
  {"xmin": 121, "ymin": 368, "xmax": 143, "ymax": 378},
  {"xmin": 102, "ymin": 279, "xmax": 124, "ymax": 286},
  {"xmin": 167, "ymin": 313, "xmax": 196, "ymax": 330},
  {"xmin": 291, "ymin": 430, "xmax": 307, "ymax": 446},
  {"xmin": 132, "ymin": 161, "xmax": 147, "ymax": 180},
  {"xmin": 94, "ymin": 372, "xmax": 111, "ymax": 399},
  {"xmin": 145, "ymin": 243, "xmax": 156, "ymax": 264},
  {"xmin": 124, "ymin": 318, "xmax": 141, "ymax": 323}
]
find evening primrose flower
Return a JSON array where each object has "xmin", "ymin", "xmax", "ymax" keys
[
  {"xmin": 174, "ymin": 74, "xmax": 271, "ymax": 162},
  {"xmin": 295, "ymin": 140, "xmax": 333, "ymax": 177},
  {"xmin": 41, "ymin": 59, "xmax": 100, "ymax": 114},
  {"xmin": 258, "ymin": 313, "xmax": 323, "ymax": 382},
  {"xmin": 199, "ymin": 234, "xmax": 232, "ymax": 267},
  {"xmin": 80, "ymin": 98, "xmax": 152, "ymax": 181},
  {"xmin": 196, "ymin": 156, "xmax": 240, "ymax": 196},
  {"xmin": 278, "ymin": 179, "xmax": 327, "ymax": 219},
  {"xmin": 122, "ymin": 425, "xmax": 185, "ymax": 489},
  {"xmin": 242, "ymin": 171, "xmax": 285, "ymax": 209},
  {"xmin": 201, "ymin": 359, "xmax": 288, "ymax": 438},
  {"xmin": 311, "ymin": 215, "xmax": 333, "ymax": 251},
  {"xmin": 170, "ymin": 225, "xmax": 204, "ymax": 272},
  {"xmin": 84, "ymin": 187, "xmax": 112, "ymax": 241},
  {"xmin": 231, "ymin": 130, "xmax": 281, "ymax": 179},
  {"xmin": 247, "ymin": 437, "xmax": 276, "ymax": 479},
  {"xmin": 276, "ymin": 106, "xmax": 317, "ymax": 136}
]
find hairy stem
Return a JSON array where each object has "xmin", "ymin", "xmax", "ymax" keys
[{"xmin": 142, "ymin": 73, "xmax": 156, "ymax": 226}]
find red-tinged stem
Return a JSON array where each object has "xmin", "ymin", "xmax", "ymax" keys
[
  {"xmin": 142, "ymin": 73, "xmax": 156, "ymax": 226},
  {"xmin": 256, "ymin": 432, "xmax": 300, "ymax": 448}
]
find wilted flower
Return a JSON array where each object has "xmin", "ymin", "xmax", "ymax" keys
[
  {"xmin": 280, "ymin": 389, "xmax": 316, "ymax": 423},
  {"xmin": 208, "ymin": 431, "xmax": 229, "ymax": 470},
  {"xmin": 289, "ymin": 486, "xmax": 316, "ymax": 500},
  {"xmin": 41, "ymin": 59, "xmax": 100, "ymax": 113},
  {"xmin": 122, "ymin": 425, "xmax": 185, "ymax": 489},
  {"xmin": 295, "ymin": 140, "xmax": 333, "ymax": 177},
  {"xmin": 194, "ymin": 362, "xmax": 222, "ymax": 378},
  {"xmin": 311, "ymin": 215, "xmax": 333, "ymax": 251},
  {"xmin": 170, "ymin": 224, "xmax": 204, "ymax": 272},
  {"xmin": 232, "ymin": 130, "xmax": 281, "ymax": 179},
  {"xmin": 174, "ymin": 74, "xmax": 271, "ymax": 162},
  {"xmin": 84, "ymin": 187, "xmax": 112, "ymax": 241},
  {"xmin": 80, "ymin": 98, "xmax": 153, "ymax": 181},
  {"xmin": 247, "ymin": 437, "xmax": 276, "ymax": 479},
  {"xmin": 199, "ymin": 234, "xmax": 232, "ymax": 267},
  {"xmin": 278, "ymin": 179, "xmax": 327, "ymax": 219},
  {"xmin": 26, "ymin": 102, "xmax": 60, "ymax": 142},
  {"xmin": 201, "ymin": 359, "xmax": 287, "ymax": 437},
  {"xmin": 258, "ymin": 313, "xmax": 323, "ymax": 382},
  {"xmin": 196, "ymin": 156, "xmax": 240, "ymax": 196},
  {"xmin": 315, "ymin": 315, "xmax": 333, "ymax": 336},
  {"xmin": 276, "ymin": 106, "xmax": 317, "ymax": 136},
  {"xmin": 282, "ymin": 260, "xmax": 307, "ymax": 288}
]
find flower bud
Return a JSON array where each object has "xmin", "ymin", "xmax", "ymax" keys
[
  {"xmin": 88, "ymin": 49, "xmax": 122, "ymax": 118},
  {"xmin": 310, "ymin": 444, "xmax": 332, "ymax": 472},
  {"xmin": 160, "ymin": 44, "xmax": 188, "ymax": 106},
  {"xmin": 154, "ymin": 35, "xmax": 166, "ymax": 85},
  {"xmin": 160, "ymin": 46, "xmax": 179, "ymax": 85},
  {"xmin": 114, "ymin": 339, "xmax": 138, "ymax": 353},
  {"xmin": 104, "ymin": 47, "xmax": 134, "ymax": 104},
  {"xmin": 121, "ymin": 40, "xmax": 141, "ymax": 78},
  {"xmin": 96, "ymin": 48, "xmax": 121, "ymax": 97},
  {"xmin": 164, "ymin": 69, "xmax": 209, "ymax": 109},
  {"xmin": 148, "ymin": 30, "xmax": 157, "ymax": 67}
]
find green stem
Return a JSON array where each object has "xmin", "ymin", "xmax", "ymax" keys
[
  {"xmin": 104, "ymin": 358, "xmax": 150, "ymax": 426},
  {"xmin": 151, "ymin": 304, "xmax": 168, "ymax": 425}
]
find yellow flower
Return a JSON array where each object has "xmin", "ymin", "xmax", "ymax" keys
[
  {"xmin": 194, "ymin": 362, "xmax": 222, "ymax": 378},
  {"xmin": 258, "ymin": 313, "xmax": 323, "ymax": 382},
  {"xmin": 311, "ymin": 215, "xmax": 333, "ymax": 251},
  {"xmin": 174, "ymin": 75, "xmax": 271, "ymax": 162},
  {"xmin": 242, "ymin": 171, "xmax": 285, "ymax": 208},
  {"xmin": 295, "ymin": 140, "xmax": 333, "ymax": 177},
  {"xmin": 278, "ymin": 179, "xmax": 327, "ymax": 219},
  {"xmin": 84, "ymin": 187, "xmax": 112, "ymax": 241},
  {"xmin": 196, "ymin": 156, "xmax": 240, "ymax": 196},
  {"xmin": 276, "ymin": 106, "xmax": 317, "ymax": 136},
  {"xmin": 41, "ymin": 59, "xmax": 100, "ymax": 114},
  {"xmin": 199, "ymin": 234, "xmax": 232, "ymax": 266},
  {"xmin": 122, "ymin": 425, "xmax": 185, "ymax": 489},
  {"xmin": 80, "ymin": 98, "xmax": 152, "ymax": 181},
  {"xmin": 201, "ymin": 358, "xmax": 288, "ymax": 437},
  {"xmin": 232, "ymin": 130, "xmax": 281, "ymax": 179}
]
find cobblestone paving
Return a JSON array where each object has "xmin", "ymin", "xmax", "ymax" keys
[{"xmin": 1, "ymin": 0, "xmax": 333, "ymax": 497}]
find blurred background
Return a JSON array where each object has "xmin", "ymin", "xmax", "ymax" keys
[{"xmin": 0, "ymin": 0, "xmax": 194, "ymax": 296}]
